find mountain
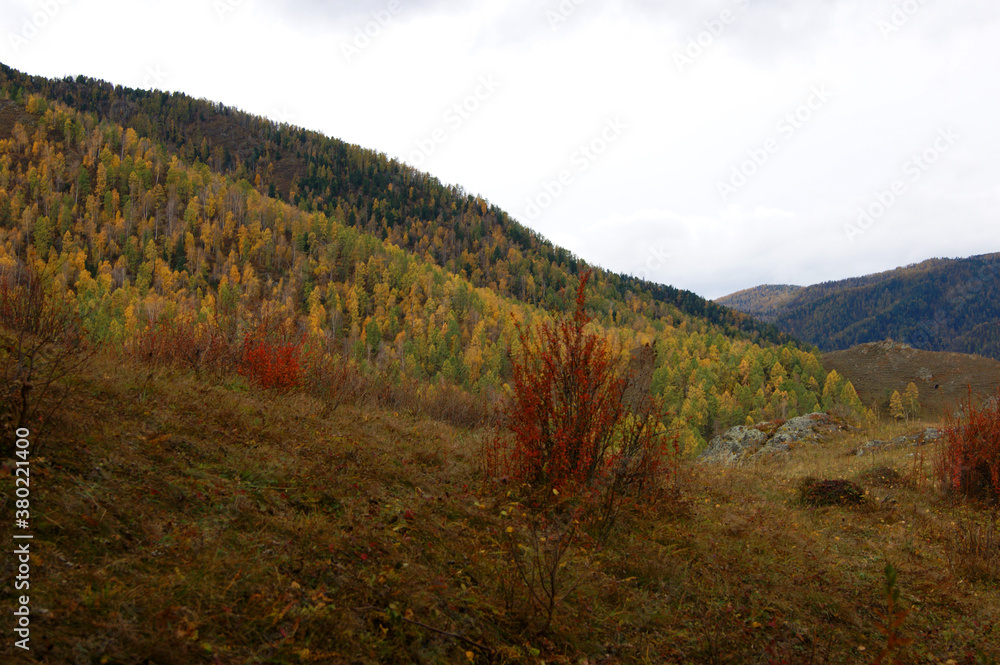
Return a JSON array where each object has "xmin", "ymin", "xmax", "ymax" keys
[
  {"xmin": 711, "ymin": 284, "xmax": 802, "ymax": 322},
  {"xmin": 716, "ymin": 254, "xmax": 1000, "ymax": 360},
  {"xmin": 0, "ymin": 63, "xmax": 861, "ymax": 452}
]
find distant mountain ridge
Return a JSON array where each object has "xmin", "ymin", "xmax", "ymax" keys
[
  {"xmin": 716, "ymin": 254, "xmax": 1000, "ymax": 360},
  {"xmin": 711, "ymin": 284, "xmax": 803, "ymax": 322}
]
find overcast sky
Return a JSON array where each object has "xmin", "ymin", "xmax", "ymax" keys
[{"xmin": 2, "ymin": 0, "xmax": 999, "ymax": 298}]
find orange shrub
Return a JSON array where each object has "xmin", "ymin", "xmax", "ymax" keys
[
  {"xmin": 238, "ymin": 326, "xmax": 303, "ymax": 391},
  {"xmin": 486, "ymin": 272, "xmax": 670, "ymax": 497},
  {"xmin": 936, "ymin": 388, "xmax": 1000, "ymax": 503}
]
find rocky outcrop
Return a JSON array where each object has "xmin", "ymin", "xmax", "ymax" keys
[
  {"xmin": 698, "ymin": 426, "xmax": 768, "ymax": 465},
  {"xmin": 700, "ymin": 413, "xmax": 839, "ymax": 465},
  {"xmin": 853, "ymin": 427, "xmax": 942, "ymax": 456}
]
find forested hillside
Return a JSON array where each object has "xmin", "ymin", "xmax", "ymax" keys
[
  {"xmin": 716, "ymin": 255, "xmax": 1000, "ymax": 359},
  {"xmin": 0, "ymin": 64, "xmax": 785, "ymax": 346},
  {"xmin": 714, "ymin": 284, "xmax": 803, "ymax": 322},
  {"xmin": 0, "ymin": 66, "xmax": 868, "ymax": 451}
]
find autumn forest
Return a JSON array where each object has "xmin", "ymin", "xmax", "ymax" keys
[{"xmin": 0, "ymin": 65, "xmax": 867, "ymax": 452}]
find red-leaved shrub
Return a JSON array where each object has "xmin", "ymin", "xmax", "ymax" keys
[
  {"xmin": 936, "ymin": 388, "xmax": 1000, "ymax": 503},
  {"xmin": 486, "ymin": 272, "xmax": 670, "ymax": 500},
  {"xmin": 238, "ymin": 323, "xmax": 303, "ymax": 391}
]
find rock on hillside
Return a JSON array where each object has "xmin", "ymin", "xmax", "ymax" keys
[
  {"xmin": 700, "ymin": 413, "xmax": 842, "ymax": 465},
  {"xmin": 852, "ymin": 427, "xmax": 942, "ymax": 457}
]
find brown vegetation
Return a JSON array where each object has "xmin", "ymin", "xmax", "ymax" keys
[
  {"xmin": 3, "ymin": 350, "xmax": 999, "ymax": 663},
  {"xmin": 823, "ymin": 341, "xmax": 1000, "ymax": 418}
]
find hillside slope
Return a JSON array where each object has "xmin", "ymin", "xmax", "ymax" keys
[
  {"xmin": 0, "ymin": 68, "xmax": 859, "ymax": 452},
  {"xmin": 714, "ymin": 284, "xmax": 803, "ymax": 322},
  {"xmin": 0, "ymin": 63, "xmax": 787, "ymax": 347},
  {"xmin": 716, "ymin": 255, "xmax": 1000, "ymax": 359},
  {"xmin": 822, "ymin": 340, "xmax": 1000, "ymax": 417},
  {"xmin": 4, "ymin": 350, "xmax": 999, "ymax": 663}
]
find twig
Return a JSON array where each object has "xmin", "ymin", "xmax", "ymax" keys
[
  {"xmin": 400, "ymin": 616, "xmax": 493, "ymax": 654},
  {"xmin": 39, "ymin": 511, "xmax": 65, "ymax": 529},
  {"xmin": 350, "ymin": 605, "xmax": 493, "ymax": 654}
]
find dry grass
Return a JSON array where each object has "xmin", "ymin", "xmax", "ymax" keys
[
  {"xmin": 946, "ymin": 510, "xmax": 1000, "ymax": 584},
  {"xmin": 823, "ymin": 343, "xmax": 1000, "ymax": 419},
  {"xmin": 1, "ymin": 353, "xmax": 999, "ymax": 664}
]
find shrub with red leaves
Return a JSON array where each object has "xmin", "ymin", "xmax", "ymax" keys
[
  {"xmin": 238, "ymin": 329, "xmax": 303, "ymax": 391},
  {"xmin": 486, "ymin": 272, "xmax": 670, "ymax": 499},
  {"xmin": 936, "ymin": 388, "xmax": 1000, "ymax": 503}
]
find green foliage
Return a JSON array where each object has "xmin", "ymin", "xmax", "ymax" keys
[
  {"xmin": 821, "ymin": 369, "xmax": 865, "ymax": 420},
  {"xmin": 33, "ymin": 214, "xmax": 53, "ymax": 256},
  {"xmin": 889, "ymin": 390, "xmax": 905, "ymax": 421},
  {"xmin": 0, "ymin": 62, "xmax": 794, "ymax": 346},
  {"xmin": 903, "ymin": 382, "xmax": 920, "ymax": 419}
]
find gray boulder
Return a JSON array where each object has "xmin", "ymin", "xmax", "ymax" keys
[
  {"xmin": 702, "ymin": 413, "xmax": 836, "ymax": 465},
  {"xmin": 699, "ymin": 426, "xmax": 768, "ymax": 465},
  {"xmin": 768, "ymin": 413, "xmax": 832, "ymax": 447}
]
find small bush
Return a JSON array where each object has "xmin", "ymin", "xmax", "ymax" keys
[
  {"xmin": 485, "ymin": 272, "xmax": 671, "ymax": 502},
  {"xmin": 935, "ymin": 388, "xmax": 1000, "ymax": 503},
  {"xmin": 239, "ymin": 335, "xmax": 301, "ymax": 391},
  {"xmin": 235, "ymin": 314, "xmax": 303, "ymax": 392},
  {"xmin": 873, "ymin": 563, "xmax": 912, "ymax": 665},
  {"xmin": 127, "ymin": 315, "xmax": 235, "ymax": 371},
  {"xmin": 799, "ymin": 477, "xmax": 865, "ymax": 506},
  {"xmin": 494, "ymin": 504, "xmax": 591, "ymax": 634},
  {"xmin": 128, "ymin": 311, "xmax": 308, "ymax": 394},
  {"xmin": 299, "ymin": 345, "xmax": 357, "ymax": 412},
  {"xmin": 0, "ymin": 265, "xmax": 91, "ymax": 439},
  {"xmin": 411, "ymin": 379, "xmax": 492, "ymax": 430}
]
